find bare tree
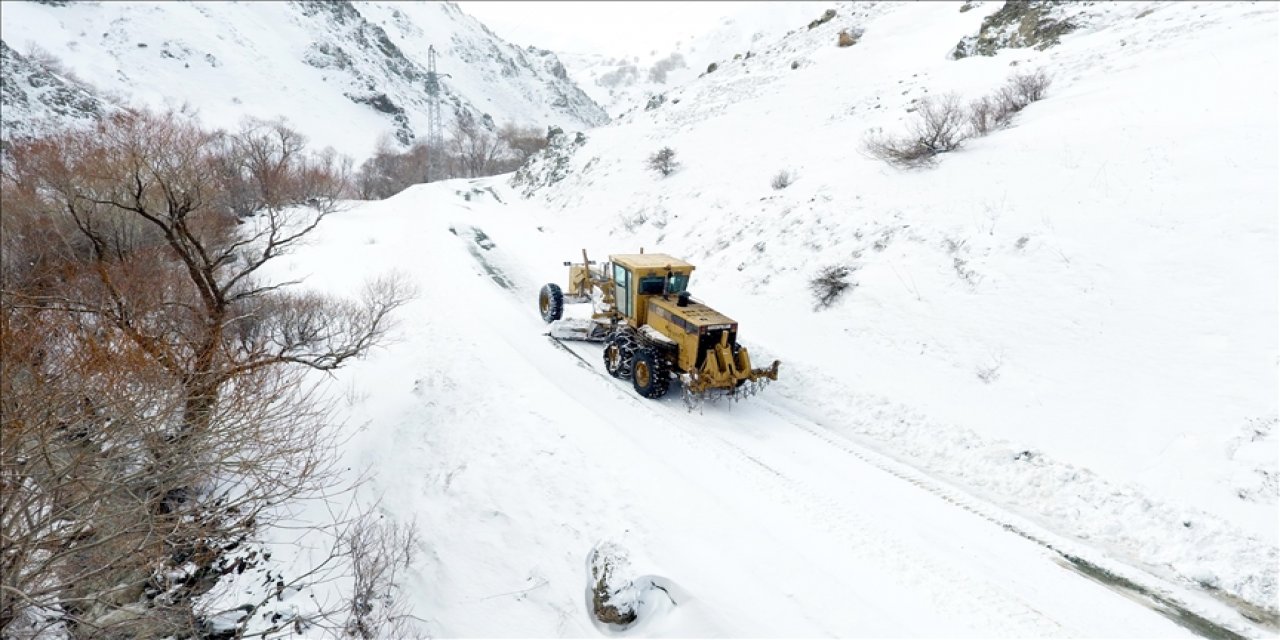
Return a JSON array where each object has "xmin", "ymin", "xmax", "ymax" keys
[
  {"xmin": 350, "ymin": 119, "xmax": 551, "ymax": 200},
  {"xmin": 496, "ymin": 123, "xmax": 547, "ymax": 166},
  {"xmin": 207, "ymin": 117, "xmax": 351, "ymax": 218},
  {"xmin": 354, "ymin": 135, "xmax": 434, "ymax": 200},
  {"xmin": 449, "ymin": 113, "xmax": 506, "ymax": 178},
  {"xmin": 0, "ymin": 108, "xmax": 411, "ymax": 637}
]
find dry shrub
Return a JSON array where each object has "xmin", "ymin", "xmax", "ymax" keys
[
  {"xmin": 647, "ymin": 147, "xmax": 680, "ymax": 177},
  {"xmin": 343, "ymin": 515, "xmax": 421, "ymax": 639},
  {"xmin": 838, "ymin": 30, "xmax": 857, "ymax": 47},
  {"xmin": 1008, "ymin": 69, "xmax": 1051, "ymax": 104},
  {"xmin": 810, "ymin": 265, "xmax": 854, "ymax": 309},
  {"xmin": 980, "ymin": 69, "xmax": 1052, "ymax": 133},
  {"xmin": 771, "ymin": 169, "xmax": 793, "ymax": 190},
  {"xmin": 865, "ymin": 94, "xmax": 969, "ymax": 168},
  {"xmin": 872, "ymin": 71, "xmax": 1051, "ymax": 168},
  {"xmin": 967, "ymin": 94, "xmax": 1008, "ymax": 134}
]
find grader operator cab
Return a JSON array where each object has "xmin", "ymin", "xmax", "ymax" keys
[{"xmin": 538, "ymin": 250, "xmax": 780, "ymax": 401}]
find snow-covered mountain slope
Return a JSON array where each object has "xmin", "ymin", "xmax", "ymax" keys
[
  {"xmin": 508, "ymin": 0, "xmax": 1279, "ymax": 620},
  {"xmin": 35, "ymin": 0, "xmax": 1274, "ymax": 636},
  {"xmin": 559, "ymin": 1, "xmax": 838, "ymax": 118},
  {"xmin": 242, "ymin": 178, "xmax": 1267, "ymax": 638},
  {"xmin": 0, "ymin": 38, "xmax": 117, "ymax": 142},
  {"xmin": 0, "ymin": 1, "xmax": 607, "ymax": 158}
]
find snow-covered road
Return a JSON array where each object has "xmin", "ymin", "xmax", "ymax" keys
[{"xmin": 270, "ymin": 181, "xmax": 1271, "ymax": 637}]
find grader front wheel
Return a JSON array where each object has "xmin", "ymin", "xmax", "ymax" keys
[
  {"xmin": 539, "ymin": 283, "xmax": 564, "ymax": 322},
  {"xmin": 631, "ymin": 348, "xmax": 670, "ymax": 399}
]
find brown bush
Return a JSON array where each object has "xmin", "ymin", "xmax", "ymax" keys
[{"xmin": 838, "ymin": 30, "xmax": 857, "ymax": 47}]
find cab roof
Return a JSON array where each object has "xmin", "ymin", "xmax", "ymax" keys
[{"xmin": 609, "ymin": 253, "xmax": 695, "ymax": 270}]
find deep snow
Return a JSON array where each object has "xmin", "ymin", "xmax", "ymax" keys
[
  {"xmin": 248, "ymin": 173, "xmax": 1271, "ymax": 636},
  {"xmin": 54, "ymin": 0, "xmax": 1277, "ymax": 636},
  {"xmin": 519, "ymin": 0, "xmax": 1280, "ymax": 577}
]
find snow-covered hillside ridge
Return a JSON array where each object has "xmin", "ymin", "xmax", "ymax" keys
[
  {"xmin": 559, "ymin": 1, "xmax": 838, "ymax": 118},
  {"xmin": 517, "ymin": 0, "xmax": 1279, "ymax": 615},
  {"xmin": 0, "ymin": 0, "xmax": 607, "ymax": 159},
  {"xmin": 261, "ymin": 178, "xmax": 1265, "ymax": 638},
  {"xmin": 0, "ymin": 38, "xmax": 119, "ymax": 142}
]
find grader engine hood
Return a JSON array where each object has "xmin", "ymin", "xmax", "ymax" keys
[
  {"xmin": 649, "ymin": 296, "xmax": 737, "ymax": 335},
  {"xmin": 647, "ymin": 297, "xmax": 780, "ymax": 398}
]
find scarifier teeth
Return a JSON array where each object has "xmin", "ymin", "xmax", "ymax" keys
[{"xmin": 679, "ymin": 375, "xmax": 774, "ymax": 412}]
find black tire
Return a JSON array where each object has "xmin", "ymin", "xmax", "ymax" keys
[
  {"xmin": 539, "ymin": 283, "xmax": 563, "ymax": 322},
  {"xmin": 631, "ymin": 348, "xmax": 670, "ymax": 399},
  {"xmin": 603, "ymin": 333, "xmax": 636, "ymax": 379}
]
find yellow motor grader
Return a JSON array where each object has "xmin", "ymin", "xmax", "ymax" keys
[{"xmin": 539, "ymin": 250, "xmax": 780, "ymax": 401}]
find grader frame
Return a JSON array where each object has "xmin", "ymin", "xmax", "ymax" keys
[{"xmin": 539, "ymin": 249, "xmax": 780, "ymax": 401}]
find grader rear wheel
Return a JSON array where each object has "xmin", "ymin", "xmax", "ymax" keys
[
  {"xmin": 603, "ymin": 333, "xmax": 636, "ymax": 379},
  {"xmin": 539, "ymin": 283, "xmax": 564, "ymax": 322}
]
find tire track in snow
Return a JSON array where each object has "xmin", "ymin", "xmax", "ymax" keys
[
  {"xmin": 452, "ymin": 220, "xmax": 1247, "ymax": 637},
  {"xmin": 551, "ymin": 341, "xmax": 1071, "ymax": 637},
  {"xmin": 748, "ymin": 399, "xmax": 1260, "ymax": 640}
]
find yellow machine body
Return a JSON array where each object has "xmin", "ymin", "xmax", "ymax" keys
[{"xmin": 544, "ymin": 250, "xmax": 779, "ymax": 399}]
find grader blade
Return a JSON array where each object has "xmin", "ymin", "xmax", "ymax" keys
[{"xmin": 548, "ymin": 318, "xmax": 611, "ymax": 342}]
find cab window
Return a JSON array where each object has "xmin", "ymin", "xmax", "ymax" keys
[
  {"xmin": 614, "ymin": 265, "xmax": 631, "ymax": 316},
  {"xmin": 667, "ymin": 274, "xmax": 689, "ymax": 294},
  {"xmin": 638, "ymin": 276, "xmax": 665, "ymax": 295}
]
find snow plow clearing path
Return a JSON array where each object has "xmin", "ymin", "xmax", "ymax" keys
[{"xmin": 262, "ymin": 179, "xmax": 1275, "ymax": 638}]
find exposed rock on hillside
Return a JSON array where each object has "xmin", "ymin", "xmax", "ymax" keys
[{"xmin": 953, "ymin": 0, "xmax": 1079, "ymax": 59}]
